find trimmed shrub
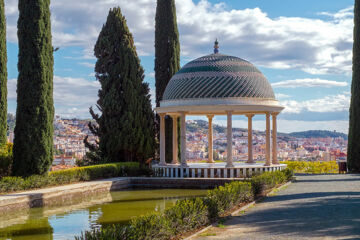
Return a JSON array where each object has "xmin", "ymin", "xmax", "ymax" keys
[
  {"xmin": 205, "ymin": 181, "xmax": 253, "ymax": 219},
  {"xmin": 282, "ymin": 161, "xmax": 338, "ymax": 174},
  {"xmin": 165, "ymin": 197, "xmax": 209, "ymax": 235},
  {"xmin": 76, "ymin": 169, "xmax": 293, "ymax": 240},
  {"xmin": 0, "ymin": 162, "xmax": 147, "ymax": 194},
  {"xmin": 0, "ymin": 143, "xmax": 13, "ymax": 178},
  {"xmin": 250, "ymin": 169, "xmax": 293, "ymax": 196}
]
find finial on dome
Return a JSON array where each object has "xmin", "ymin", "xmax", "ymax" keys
[{"xmin": 214, "ymin": 39, "xmax": 219, "ymax": 54}]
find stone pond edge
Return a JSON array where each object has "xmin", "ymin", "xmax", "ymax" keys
[
  {"xmin": 184, "ymin": 180, "xmax": 293, "ymax": 240},
  {"xmin": 0, "ymin": 177, "xmax": 241, "ymax": 214}
]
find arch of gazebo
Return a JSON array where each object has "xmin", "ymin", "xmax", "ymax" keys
[{"xmin": 155, "ymin": 102, "xmax": 284, "ymax": 172}]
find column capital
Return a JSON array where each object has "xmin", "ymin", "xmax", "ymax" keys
[
  {"xmin": 159, "ymin": 113, "xmax": 166, "ymax": 118},
  {"xmin": 206, "ymin": 114, "xmax": 215, "ymax": 119},
  {"xmin": 271, "ymin": 112, "xmax": 280, "ymax": 117},
  {"xmin": 169, "ymin": 114, "xmax": 179, "ymax": 120},
  {"xmin": 245, "ymin": 113, "xmax": 255, "ymax": 118}
]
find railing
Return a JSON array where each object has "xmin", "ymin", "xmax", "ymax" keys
[{"xmin": 152, "ymin": 165, "xmax": 287, "ymax": 178}]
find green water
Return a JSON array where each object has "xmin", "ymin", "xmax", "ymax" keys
[{"xmin": 0, "ymin": 189, "xmax": 207, "ymax": 240}]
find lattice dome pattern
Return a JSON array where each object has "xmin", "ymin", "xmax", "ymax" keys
[{"xmin": 162, "ymin": 54, "xmax": 275, "ymax": 101}]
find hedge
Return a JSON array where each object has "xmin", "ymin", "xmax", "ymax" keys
[
  {"xmin": 0, "ymin": 162, "xmax": 148, "ymax": 194},
  {"xmin": 75, "ymin": 169, "xmax": 293, "ymax": 240},
  {"xmin": 281, "ymin": 161, "xmax": 338, "ymax": 174},
  {"xmin": 0, "ymin": 143, "xmax": 13, "ymax": 178}
]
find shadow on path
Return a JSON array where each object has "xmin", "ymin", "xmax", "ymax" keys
[
  {"xmin": 265, "ymin": 191, "xmax": 360, "ymax": 202},
  {"xmin": 224, "ymin": 179, "xmax": 360, "ymax": 239}
]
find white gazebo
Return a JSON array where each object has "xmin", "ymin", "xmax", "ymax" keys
[{"xmin": 153, "ymin": 41, "xmax": 286, "ymax": 178}]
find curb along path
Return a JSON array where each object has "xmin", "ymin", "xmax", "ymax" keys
[
  {"xmin": 190, "ymin": 174, "xmax": 360, "ymax": 240},
  {"xmin": 0, "ymin": 177, "xmax": 238, "ymax": 214}
]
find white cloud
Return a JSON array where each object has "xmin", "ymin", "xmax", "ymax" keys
[
  {"xmin": 280, "ymin": 94, "xmax": 350, "ymax": 114},
  {"xmin": 272, "ymin": 78, "xmax": 348, "ymax": 88},
  {"xmin": 8, "ymin": 76, "xmax": 100, "ymax": 118},
  {"xmin": 318, "ymin": 6, "xmax": 354, "ymax": 20},
  {"xmin": 148, "ymin": 72, "xmax": 155, "ymax": 78},
  {"xmin": 79, "ymin": 62, "xmax": 95, "ymax": 68},
  {"xmin": 275, "ymin": 93, "xmax": 291, "ymax": 99},
  {"xmin": 4, "ymin": 0, "xmax": 353, "ymax": 74}
]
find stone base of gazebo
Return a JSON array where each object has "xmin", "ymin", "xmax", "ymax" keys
[{"xmin": 152, "ymin": 163, "xmax": 287, "ymax": 179}]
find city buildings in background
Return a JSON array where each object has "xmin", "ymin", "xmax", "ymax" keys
[
  {"xmin": 185, "ymin": 120, "xmax": 347, "ymax": 164},
  {"xmin": 7, "ymin": 117, "xmax": 347, "ymax": 167}
]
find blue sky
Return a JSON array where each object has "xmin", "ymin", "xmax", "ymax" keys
[{"xmin": 3, "ymin": 0, "xmax": 353, "ymax": 133}]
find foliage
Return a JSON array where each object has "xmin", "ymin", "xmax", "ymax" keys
[
  {"xmin": 164, "ymin": 197, "xmax": 209, "ymax": 235},
  {"xmin": 85, "ymin": 8, "xmax": 155, "ymax": 164},
  {"xmin": 282, "ymin": 161, "xmax": 338, "ymax": 174},
  {"xmin": 0, "ymin": 162, "xmax": 147, "ymax": 194},
  {"xmin": 0, "ymin": 143, "xmax": 12, "ymax": 177},
  {"xmin": 155, "ymin": 0, "xmax": 181, "ymax": 162},
  {"xmin": 75, "ymin": 170, "xmax": 292, "ymax": 240},
  {"xmin": 0, "ymin": 0, "xmax": 7, "ymax": 146},
  {"xmin": 205, "ymin": 181, "xmax": 253, "ymax": 219},
  {"xmin": 13, "ymin": 0, "xmax": 54, "ymax": 176},
  {"xmin": 289, "ymin": 130, "xmax": 347, "ymax": 139},
  {"xmin": 348, "ymin": 0, "xmax": 360, "ymax": 173},
  {"xmin": 250, "ymin": 169, "xmax": 293, "ymax": 196}
]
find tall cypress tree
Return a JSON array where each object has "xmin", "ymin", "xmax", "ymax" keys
[
  {"xmin": 0, "ymin": 0, "xmax": 7, "ymax": 146},
  {"xmin": 155, "ymin": 0, "xmax": 180, "ymax": 162},
  {"xmin": 13, "ymin": 0, "xmax": 54, "ymax": 176},
  {"xmin": 85, "ymin": 8, "xmax": 155, "ymax": 163},
  {"xmin": 348, "ymin": 0, "xmax": 360, "ymax": 173}
]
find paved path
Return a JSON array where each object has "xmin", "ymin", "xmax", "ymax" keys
[{"xmin": 193, "ymin": 174, "xmax": 360, "ymax": 240}]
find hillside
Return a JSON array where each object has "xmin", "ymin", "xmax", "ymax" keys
[
  {"xmin": 7, "ymin": 117, "xmax": 348, "ymax": 139},
  {"xmin": 187, "ymin": 120, "xmax": 348, "ymax": 139},
  {"xmin": 288, "ymin": 130, "xmax": 348, "ymax": 139}
]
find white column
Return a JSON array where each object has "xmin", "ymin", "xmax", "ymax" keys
[
  {"xmin": 207, "ymin": 114, "xmax": 215, "ymax": 163},
  {"xmin": 246, "ymin": 114, "xmax": 255, "ymax": 164},
  {"xmin": 272, "ymin": 113, "xmax": 279, "ymax": 165},
  {"xmin": 159, "ymin": 113, "xmax": 166, "ymax": 166},
  {"xmin": 170, "ymin": 115, "xmax": 179, "ymax": 164},
  {"xmin": 180, "ymin": 112, "xmax": 188, "ymax": 167},
  {"xmin": 265, "ymin": 112, "xmax": 271, "ymax": 166},
  {"xmin": 226, "ymin": 111, "xmax": 234, "ymax": 168}
]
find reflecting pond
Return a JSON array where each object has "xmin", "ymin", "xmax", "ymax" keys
[{"xmin": 0, "ymin": 189, "xmax": 207, "ymax": 240}]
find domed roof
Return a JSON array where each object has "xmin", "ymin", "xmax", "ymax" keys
[{"xmin": 162, "ymin": 53, "xmax": 275, "ymax": 103}]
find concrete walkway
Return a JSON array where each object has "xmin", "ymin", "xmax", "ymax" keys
[{"xmin": 193, "ymin": 174, "xmax": 360, "ymax": 240}]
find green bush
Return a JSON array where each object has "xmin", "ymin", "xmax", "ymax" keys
[
  {"xmin": 164, "ymin": 197, "xmax": 209, "ymax": 235},
  {"xmin": 282, "ymin": 161, "xmax": 338, "ymax": 174},
  {"xmin": 250, "ymin": 169, "xmax": 293, "ymax": 196},
  {"xmin": 76, "ymin": 169, "xmax": 293, "ymax": 240},
  {"xmin": 205, "ymin": 181, "xmax": 253, "ymax": 219},
  {"xmin": 0, "ymin": 162, "xmax": 148, "ymax": 194},
  {"xmin": 0, "ymin": 143, "xmax": 13, "ymax": 178}
]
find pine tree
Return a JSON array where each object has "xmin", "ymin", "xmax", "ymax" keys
[
  {"xmin": 13, "ymin": 0, "xmax": 54, "ymax": 176},
  {"xmin": 0, "ymin": 0, "xmax": 7, "ymax": 146},
  {"xmin": 348, "ymin": 0, "xmax": 360, "ymax": 173},
  {"xmin": 155, "ymin": 0, "xmax": 181, "ymax": 162},
  {"xmin": 85, "ymin": 8, "xmax": 155, "ymax": 163}
]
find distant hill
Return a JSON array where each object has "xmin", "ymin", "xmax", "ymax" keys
[
  {"xmin": 7, "ymin": 116, "xmax": 348, "ymax": 140},
  {"xmin": 187, "ymin": 120, "xmax": 348, "ymax": 139},
  {"xmin": 288, "ymin": 130, "xmax": 348, "ymax": 139}
]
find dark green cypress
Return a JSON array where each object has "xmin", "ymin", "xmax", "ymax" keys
[
  {"xmin": 348, "ymin": 0, "xmax": 360, "ymax": 173},
  {"xmin": 13, "ymin": 0, "xmax": 54, "ymax": 176},
  {"xmin": 155, "ymin": 0, "xmax": 181, "ymax": 162},
  {"xmin": 85, "ymin": 8, "xmax": 155, "ymax": 163},
  {"xmin": 0, "ymin": 0, "xmax": 7, "ymax": 146}
]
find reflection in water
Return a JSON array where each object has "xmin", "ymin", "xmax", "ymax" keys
[{"xmin": 0, "ymin": 189, "xmax": 207, "ymax": 240}]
